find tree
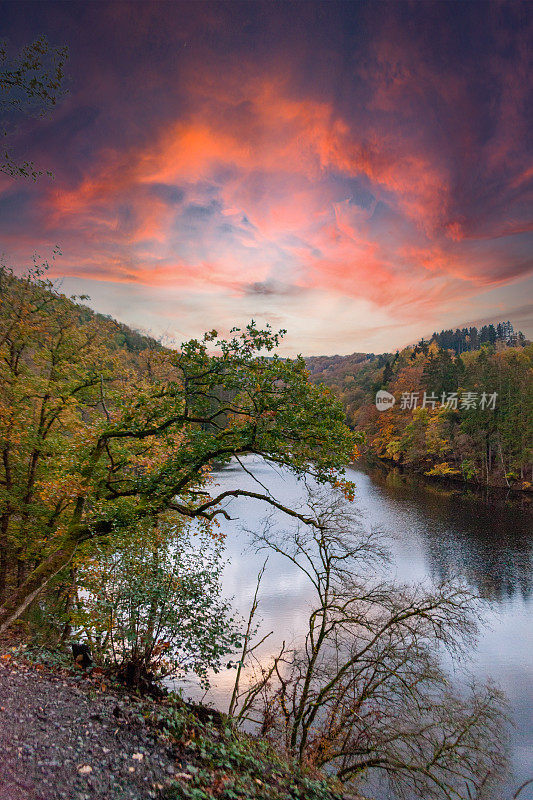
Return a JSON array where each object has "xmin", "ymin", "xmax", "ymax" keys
[
  {"xmin": 382, "ymin": 359, "xmax": 394, "ymax": 386},
  {"xmin": 244, "ymin": 489, "xmax": 509, "ymax": 800},
  {"xmin": 0, "ymin": 267, "xmax": 357, "ymax": 632},
  {"xmin": 71, "ymin": 514, "xmax": 241, "ymax": 689},
  {"xmin": 422, "ymin": 347, "xmax": 458, "ymax": 396},
  {"xmin": 311, "ymin": 331, "xmax": 532, "ymax": 487},
  {"xmin": 0, "ymin": 36, "xmax": 68, "ymax": 178}
]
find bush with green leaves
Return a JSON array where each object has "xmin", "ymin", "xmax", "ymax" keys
[{"xmin": 72, "ymin": 515, "xmax": 241, "ymax": 688}]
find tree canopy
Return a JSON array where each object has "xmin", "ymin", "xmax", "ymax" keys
[{"xmin": 0, "ymin": 265, "xmax": 358, "ymax": 631}]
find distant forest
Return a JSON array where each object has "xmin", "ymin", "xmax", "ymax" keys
[
  {"xmin": 307, "ymin": 322, "xmax": 532, "ymax": 489},
  {"xmin": 416, "ymin": 321, "xmax": 526, "ymax": 355}
]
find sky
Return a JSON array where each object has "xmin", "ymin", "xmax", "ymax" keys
[{"xmin": 1, "ymin": 0, "xmax": 532, "ymax": 355}]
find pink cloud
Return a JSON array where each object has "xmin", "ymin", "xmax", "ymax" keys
[{"xmin": 1, "ymin": 40, "xmax": 518, "ymax": 330}]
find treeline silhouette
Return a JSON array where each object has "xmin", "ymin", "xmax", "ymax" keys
[{"xmin": 415, "ymin": 321, "xmax": 527, "ymax": 356}]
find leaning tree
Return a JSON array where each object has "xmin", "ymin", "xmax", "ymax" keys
[{"xmin": 0, "ymin": 267, "xmax": 357, "ymax": 631}]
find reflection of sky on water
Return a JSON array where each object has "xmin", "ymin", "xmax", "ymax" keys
[
  {"xmin": 350, "ymin": 464, "xmax": 533, "ymax": 793},
  {"xmin": 177, "ymin": 455, "xmax": 533, "ymax": 791}
]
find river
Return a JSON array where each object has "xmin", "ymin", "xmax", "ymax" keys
[{"xmin": 184, "ymin": 454, "xmax": 533, "ymax": 795}]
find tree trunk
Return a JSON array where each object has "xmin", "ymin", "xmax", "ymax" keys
[
  {"xmin": 60, "ymin": 567, "xmax": 77, "ymax": 644},
  {"xmin": 498, "ymin": 439, "xmax": 510, "ymax": 487},
  {"xmin": 0, "ymin": 536, "xmax": 79, "ymax": 634},
  {"xmin": 0, "ymin": 513, "xmax": 9, "ymax": 603}
]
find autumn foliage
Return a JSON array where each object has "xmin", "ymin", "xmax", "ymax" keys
[
  {"xmin": 0, "ymin": 264, "xmax": 357, "ymax": 633},
  {"xmin": 307, "ymin": 338, "xmax": 533, "ymax": 489}
]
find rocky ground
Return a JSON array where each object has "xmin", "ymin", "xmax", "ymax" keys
[
  {"xmin": 0, "ymin": 655, "xmax": 176, "ymax": 800},
  {"xmin": 0, "ymin": 651, "xmax": 361, "ymax": 800}
]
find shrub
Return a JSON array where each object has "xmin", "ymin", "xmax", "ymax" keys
[{"xmin": 72, "ymin": 515, "xmax": 241, "ymax": 689}]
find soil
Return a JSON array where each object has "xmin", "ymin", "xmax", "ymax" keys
[{"xmin": 0, "ymin": 655, "xmax": 176, "ymax": 800}]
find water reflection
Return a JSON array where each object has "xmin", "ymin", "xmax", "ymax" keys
[
  {"xmin": 360, "ymin": 463, "xmax": 533, "ymax": 603},
  {"xmin": 184, "ymin": 455, "xmax": 533, "ymax": 791}
]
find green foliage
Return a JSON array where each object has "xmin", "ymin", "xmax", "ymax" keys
[
  {"xmin": 73, "ymin": 517, "xmax": 241, "ymax": 687},
  {"xmin": 460, "ymin": 459, "xmax": 477, "ymax": 481},
  {"xmin": 422, "ymin": 348, "xmax": 458, "ymax": 395},
  {"xmin": 1, "ymin": 267, "xmax": 357, "ymax": 631},
  {"xmin": 146, "ymin": 698, "xmax": 345, "ymax": 800}
]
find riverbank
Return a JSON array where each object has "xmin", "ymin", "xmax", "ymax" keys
[
  {"xmin": 359, "ymin": 453, "xmax": 533, "ymax": 502},
  {"xmin": 0, "ymin": 648, "xmax": 358, "ymax": 800},
  {"xmin": 203, "ymin": 455, "xmax": 533, "ymax": 791}
]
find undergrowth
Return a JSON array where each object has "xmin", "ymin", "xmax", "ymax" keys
[
  {"xmin": 148, "ymin": 700, "xmax": 348, "ymax": 800},
  {"xmin": 8, "ymin": 641, "xmax": 353, "ymax": 799}
]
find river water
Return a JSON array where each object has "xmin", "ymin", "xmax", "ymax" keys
[{"xmin": 185, "ymin": 455, "xmax": 533, "ymax": 794}]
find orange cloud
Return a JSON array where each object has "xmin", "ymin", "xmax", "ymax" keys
[{"xmin": 34, "ymin": 61, "xmax": 529, "ymax": 326}]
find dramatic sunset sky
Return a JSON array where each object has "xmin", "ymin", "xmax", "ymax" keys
[{"xmin": 1, "ymin": 1, "xmax": 532, "ymax": 354}]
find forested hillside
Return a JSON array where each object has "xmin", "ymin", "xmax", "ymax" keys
[
  {"xmin": 422, "ymin": 321, "xmax": 526, "ymax": 354},
  {"xmin": 0, "ymin": 264, "xmax": 355, "ymax": 632},
  {"xmin": 307, "ymin": 326, "xmax": 533, "ymax": 489},
  {"xmin": 0, "ymin": 269, "xmax": 515, "ymax": 798}
]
